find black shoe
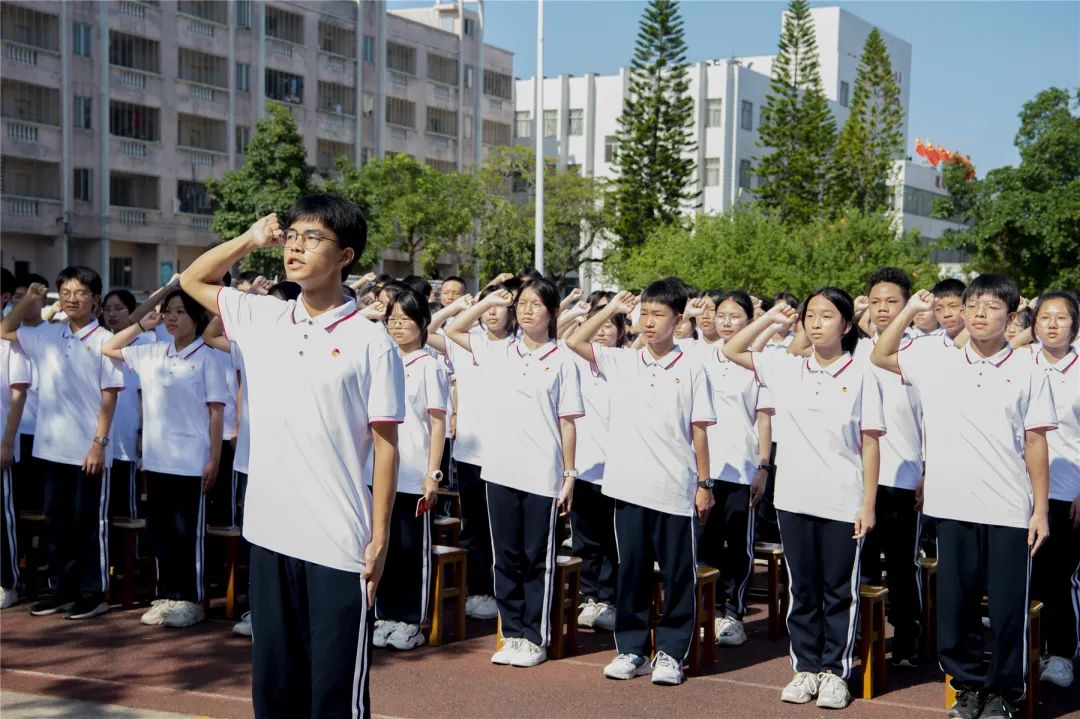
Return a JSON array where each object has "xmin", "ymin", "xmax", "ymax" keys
[
  {"xmin": 947, "ymin": 685, "xmax": 984, "ymax": 719},
  {"xmin": 64, "ymin": 596, "xmax": 110, "ymax": 620},
  {"xmin": 890, "ymin": 652, "xmax": 920, "ymax": 668},
  {"xmin": 979, "ymin": 694, "xmax": 1018, "ymax": 719},
  {"xmin": 29, "ymin": 596, "xmax": 76, "ymax": 616}
]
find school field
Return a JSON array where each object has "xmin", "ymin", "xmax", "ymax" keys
[{"xmin": 2, "ymin": 596, "xmax": 1077, "ymax": 719}]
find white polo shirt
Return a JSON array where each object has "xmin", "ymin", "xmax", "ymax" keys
[
  {"xmin": 567, "ymin": 347, "xmax": 610, "ymax": 484},
  {"xmin": 216, "ymin": 288, "xmax": 406, "ymax": 573},
  {"xmin": 112, "ymin": 331, "xmax": 155, "ymax": 463},
  {"xmin": 470, "ymin": 334, "xmax": 583, "ymax": 498},
  {"xmin": 17, "ymin": 362, "xmax": 36, "ymax": 436},
  {"xmin": 592, "ymin": 344, "xmax": 716, "ymax": 517},
  {"xmin": 16, "ymin": 320, "xmax": 125, "ymax": 468},
  {"xmin": 1, "ymin": 339, "xmax": 32, "ymax": 463},
  {"xmin": 703, "ymin": 342, "xmax": 773, "ymax": 486},
  {"xmin": 122, "ymin": 339, "xmax": 228, "ymax": 477},
  {"xmin": 396, "ymin": 349, "xmax": 450, "ymax": 495},
  {"xmin": 1034, "ymin": 348, "xmax": 1079, "ymax": 502},
  {"xmin": 910, "ymin": 326, "xmax": 945, "ymax": 339},
  {"xmin": 221, "ymin": 357, "xmax": 239, "ymax": 442},
  {"xmin": 751, "ymin": 350, "xmax": 886, "ymax": 524},
  {"xmin": 448, "ymin": 326, "xmax": 510, "ymax": 466},
  {"xmin": 228, "ymin": 343, "xmax": 250, "ymax": 474},
  {"xmin": 897, "ymin": 341, "xmax": 1058, "ymax": 529},
  {"xmin": 854, "ymin": 334, "xmax": 923, "ymax": 490}
]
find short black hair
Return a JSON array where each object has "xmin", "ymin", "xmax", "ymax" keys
[
  {"xmin": 962, "ymin": 273, "xmax": 1020, "ymax": 312},
  {"xmin": 714, "ymin": 290, "xmax": 754, "ymax": 320},
  {"xmin": 931, "ymin": 277, "xmax": 967, "ymax": 300},
  {"xmin": 269, "ymin": 281, "xmax": 302, "ymax": 301},
  {"xmin": 519, "ymin": 267, "xmax": 544, "ymax": 282},
  {"xmin": 15, "ymin": 273, "xmax": 48, "ymax": 289},
  {"xmin": 800, "ymin": 287, "xmax": 860, "ymax": 354},
  {"xmin": 478, "ymin": 282, "xmax": 519, "ymax": 335},
  {"xmin": 238, "ymin": 271, "xmax": 261, "ymax": 285},
  {"xmin": 1014, "ymin": 307, "xmax": 1033, "ymax": 329},
  {"xmin": 56, "ymin": 266, "xmax": 102, "ymax": 296},
  {"xmin": 867, "ymin": 267, "xmax": 912, "ymax": 300},
  {"xmin": 699, "ymin": 289, "xmax": 726, "ymax": 307},
  {"xmin": 375, "ymin": 273, "xmax": 394, "ymax": 284},
  {"xmin": 162, "ymin": 289, "xmax": 210, "ymax": 335},
  {"xmin": 341, "ymin": 284, "xmax": 357, "ymax": 300},
  {"xmin": 402, "ymin": 275, "xmax": 432, "ymax": 299},
  {"xmin": 356, "ymin": 281, "xmax": 379, "ymax": 299},
  {"xmin": 441, "ymin": 276, "xmax": 466, "ymax": 289},
  {"xmin": 586, "ymin": 290, "xmax": 614, "ymax": 309},
  {"xmin": 517, "ymin": 277, "xmax": 561, "ymax": 338},
  {"xmin": 285, "ymin": 193, "xmax": 367, "ymax": 281},
  {"xmin": 384, "ymin": 288, "xmax": 431, "ymax": 346},
  {"xmin": 1, "ymin": 268, "xmax": 14, "ymax": 295},
  {"xmin": 1035, "ymin": 291, "xmax": 1080, "ymax": 344},
  {"xmin": 640, "ymin": 278, "xmax": 688, "ymax": 315},
  {"xmin": 102, "ymin": 289, "xmax": 137, "ymax": 313},
  {"xmin": 762, "ymin": 291, "xmax": 799, "ymax": 312},
  {"xmin": 380, "ymin": 280, "xmax": 411, "ymax": 305},
  {"xmin": 586, "ymin": 302, "xmax": 628, "ymax": 347}
]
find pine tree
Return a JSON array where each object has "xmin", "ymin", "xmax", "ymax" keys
[
  {"xmin": 611, "ymin": 0, "xmax": 697, "ymax": 248},
  {"xmin": 827, "ymin": 28, "xmax": 905, "ymax": 215},
  {"xmin": 755, "ymin": 0, "xmax": 836, "ymax": 225}
]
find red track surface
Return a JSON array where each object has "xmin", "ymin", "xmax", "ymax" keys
[{"xmin": 1, "ymin": 602, "xmax": 1076, "ymax": 718}]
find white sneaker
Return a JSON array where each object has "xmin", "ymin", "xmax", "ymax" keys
[
  {"xmin": 816, "ymin": 672, "xmax": 852, "ymax": 709},
  {"xmin": 491, "ymin": 637, "xmax": 520, "ymax": 665},
  {"xmin": 0, "ymin": 586, "xmax": 18, "ymax": 610},
  {"xmin": 1040, "ymin": 655, "xmax": 1075, "ymax": 688},
  {"xmin": 373, "ymin": 620, "xmax": 397, "ymax": 648},
  {"xmin": 603, "ymin": 653, "xmax": 651, "ymax": 680},
  {"xmin": 650, "ymin": 650, "xmax": 684, "ymax": 685},
  {"xmin": 232, "ymin": 611, "xmax": 252, "ymax": 637},
  {"xmin": 593, "ymin": 602, "xmax": 616, "ymax": 632},
  {"xmin": 386, "ymin": 622, "xmax": 426, "ymax": 651},
  {"xmin": 140, "ymin": 599, "xmax": 176, "ymax": 626},
  {"xmin": 577, "ymin": 598, "xmax": 600, "ymax": 628},
  {"xmin": 510, "ymin": 638, "xmax": 547, "ymax": 667},
  {"xmin": 716, "ymin": 616, "xmax": 747, "ymax": 646},
  {"xmin": 162, "ymin": 600, "xmax": 205, "ymax": 628},
  {"xmin": 781, "ymin": 672, "xmax": 819, "ymax": 704},
  {"xmin": 466, "ymin": 594, "xmax": 498, "ymax": 620}
]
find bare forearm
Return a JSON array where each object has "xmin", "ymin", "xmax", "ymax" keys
[
  {"xmin": 861, "ymin": 434, "xmax": 880, "ymax": 508},
  {"xmin": 180, "ymin": 232, "xmax": 258, "ymax": 312},
  {"xmin": 1, "ymin": 295, "xmax": 35, "ymax": 339},
  {"xmin": 692, "ymin": 425, "xmax": 710, "ymax": 480},
  {"xmin": 427, "ymin": 414, "xmax": 446, "ymax": 473},
  {"xmin": 102, "ymin": 321, "xmax": 146, "ymax": 359},
  {"xmin": 370, "ymin": 425, "xmax": 399, "ymax": 548},
  {"xmin": 756, "ymin": 413, "xmax": 772, "ymax": 464},
  {"xmin": 2, "ymin": 389, "xmax": 27, "ymax": 448},
  {"xmin": 560, "ymin": 419, "xmax": 576, "ymax": 471},
  {"xmin": 1025, "ymin": 431, "xmax": 1050, "ymax": 513},
  {"xmin": 871, "ymin": 305, "xmax": 919, "ymax": 372},
  {"xmin": 568, "ymin": 304, "xmax": 618, "ymax": 360},
  {"xmin": 96, "ymin": 390, "xmax": 120, "ymax": 438},
  {"xmin": 446, "ymin": 300, "xmax": 492, "ymax": 348},
  {"xmin": 130, "ymin": 283, "xmax": 174, "ymax": 326},
  {"xmin": 208, "ymin": 405, "xmax": 224, "ymax": 465}
]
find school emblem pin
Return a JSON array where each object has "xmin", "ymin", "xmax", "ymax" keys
[
  {"xmin": 842, "ymin": 387, "xmax": 848, "ymax": 392},
  {"xmin": 330, "ymin": 348, "xmax": 341, "ymax": 358},
  {"xmin": 674, "ymin": 378, "xmax": 680, "ymax": 384}
]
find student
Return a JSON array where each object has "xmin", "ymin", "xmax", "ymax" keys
[
  {"xmin": 1028, "ymin": 292, "xmax": 1079, "ymax": 689},
  {"xmin": 402, "ymin": 275, "xmax": 433, "ymax": 304},
  {"xmin": 1005, "ymin": 307, "xmax": 1033, "ymax": 345},
  {"xmin": 446, "ymin": 277, "xmax": 582, "ymax": 668},
  {"xmin": 439, "ymin": 276, "xmax": 467, "ymax": 309},
  {"xmin": 567, "ymin": 282, "xmax": 715, "ymax": 687},
  {"xmin": 1, "ymin": 335, "xmax": 32, "ymax": 609},
  {"xmin": 931, "ymin": 278, "xmax": 968, "ymax": 346},
  {"xmin": 102, "ymin": 291, "xmax": 226, "ymax": 628},
  {"xmin": 761, "ymin": 293, "xmax": 800, "ymax": 349},
  {"xmin": 725, "ymin": 288, "xmax": 884, "ymax": 710},
  {"xmin": 853, "ymin": 268, "xmax": 925, "ymax": 666},
  {"xmin": 10, "ymin": 274, "xmax": 46, "ymax": 515},
  {"xmin": 180, "ymin": 194, "xmax": 404, "ymax": 719},
  {"xmin": 910, "ymin": 306, "xmax": 942, "ymax": 338},
  {"xmin": 871, "ymin": 275, "xmax": 1056, "ymax": 719},
  {"xmin": 372, "ymin": 289, "xmax": 449, "ymax": 651},
  {"xmin": 235, "ymin": 271, "xmax": 261, "ymax": 293},
  {"xmin": 693, "ymin": 290, "xmax": 725, "ymax": 347}
]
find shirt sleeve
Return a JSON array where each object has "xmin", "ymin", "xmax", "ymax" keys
[
  {"xmin": 1023, "ymin": 369, "xmax": 1059, "ymax": 432},
  {"xmin": 120, "ymin": 342, "xmax": 154, "ymax": 378},
  {"xmin": 368, "ymin": 346, "xmax": 406, "ymax": 425},
  {"xmin": 755, "ymin": 384, "xmax": 775, "ymax": 415},
  {"xmin": 203, "ymin": 350, "xmax": 229, "ymax": 405},
  {"xmin": 14, "ymin": 323, "xmax": 52, "ymax": 362},
  {"xmin": 427, "ymin": 361, "xmax": 451, "ymax": 415},
  {"xmin": 860, "ymin": 371, "xmax": 887, "ymax": 436},
  {"xmin": 895, "ymin": 338, "xmax": 935, "ymax": 390},
  {"xmin": 99, "ymin": 335, "xmax": 126, "ymax": 391},
  {"xmin": 8, "ymin": 343, "xmax": 31, "ymax": 387},
  {"xmin": 466, "ymin": 330, "xmax": 503, "ymax": 368},
  {"xmin": 590, "ymin": 344, "xmax": 630, "ymax": 381},
  {"xmin": 215, "ymin": 286, "xmax": 282, "ymax": 347},
  {"xmin": 557, "ymin": 358, "xmax": 585, "ymax": 420},
  {"xmin": 691, "ymin": 365, "xmax": 717, "ymax": 426},
  {"xmin": 749, "ymin": 346, "xmax": 794, "ymax": 388}
]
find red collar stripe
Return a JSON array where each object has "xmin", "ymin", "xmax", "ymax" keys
[{"xmin": 325, "ymin": 310, "xmax": 358, "ymax": 332}]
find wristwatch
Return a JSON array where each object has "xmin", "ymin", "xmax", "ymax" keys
[
  {"xmin": 563, "ymin": 469, "xmax": 579, "ymax": 479},
  {"xmin": 93, "ymin": 436, "xmax": 110, "ymax": 449},
  {"xmin": 429, "ymin": 469, "xmax": 444, "ymax": 485},
  {"xmin": 757, "ymin": 463, "xmax": 775, "ymax": 471},
  {"xmin": 697, "ymin": 478, "xmax": 715, "ymax": 489}
]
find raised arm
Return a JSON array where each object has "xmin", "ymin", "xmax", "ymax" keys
[
  {"xmin": 129, "ymin": 274, "xmax": 180, "ymax": 328},
  {"xmin": 0, "ymin": 282, "xmax": 47, "ymax": 341},
  {"xmin": 871, "ymin": 290, "xmax": 934, "ymax": 375},
  {"xmin": 202, "ymin": 316, "xmax": 231, "ymax": 353},
  {"xmin": 559, "ymin": 287, "xmax": 583, "ymax": 311},
  {"xmin": 565, "ymin": 291, "xmax": 636, "ymax": 363},
  {"xmin": 180, "ymin": 214, "xmax": 284, "ymax": 313},
  {"xmin": 557, "ymin": 301, "xmax": 590, "ymax": 338},
  {"xmin": 724, "ymin": 304, "xmax": 798, "ymax": 371},
  {"xmin": 102, "ymin": 311, "xmax": 160, "ymax": 360},
  {"xmin": 429, "ymin": 294, "xmax": 474, "ymax": 334},
  {"xmin": 445, "ymin": 289, "xmax": 512, "ymax": 350}
]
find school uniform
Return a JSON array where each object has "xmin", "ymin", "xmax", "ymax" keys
[
  {"xmin": 227, "ymin": 343, "xmax": 249, "ymax": 525},
  {"xmin": 699, "ymin": 342, "xmax": 773, "ymax": 621},
  {"xmin": 1, "ymin": 340, "xmax": 32, "ymax": 591},
  {"xmin": 909, "ymin": 326, "xmax": 944, "ymax": 339},
  {"xmin": 1029, "ymin": 347, "xmax": 1079, "ymax": 661},
  {"xmin": 15, "ymin": 362, "xmax": 40, "ymax": 512},
  {"xmin": 216, "ymin": 287, "xmax": 405, "ymax": 719},
  {"xmin": 110, "ymin": 332, "xmax": 154, "ymax": 525},
  {"xmin": 751, "ymin": 349, "xmax": 885, "ymax": 679},
  {"xmin": 591, "ymin": 344, "xmax": 715, "ymax": 661},
  {"xmin": 122, "ymin": 339, "xmax": 227, "ymax": 603},
  {"xmin": 207, "ymin": 357, "xmax": 240, "ymax": 527},
  {"xmin": 897, "ymin": 340, "xmax": 1057, "ymax": 701},
  {"xmin": 854, "ymin": 333, "xmax": 925, "ymax": 659},
  {"xmin": 470, "ymin": 334, "xmax": 583, "ymax": 648},
  {"xmin": 566, "ymin": 347, "xmax": 617, "ymax": 607},
  {"xmin": 15, "ymin": 320, "xmax": 125, "ymax": 602},
  {"xmin": 374, "ymin": 349, "xmax": 449, "ymax": 626}
]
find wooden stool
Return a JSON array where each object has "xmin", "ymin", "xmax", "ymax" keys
[
  {"xmin": 752, "ymin": 542, "xmax": 788, "ymax": 641},
  {"xmin": 649, "ymin": 564, "xmax": 720, "ymax": 675},
  {"xmin": 16, "ymin": 511, "xmax": 47, "ymax": 598},
  {"xmin": 433, "ymin": 516, "xmax": 461, "ymax": 548},
  {"xmin": 111, "ymin": 517, "xmax": 148, "ymax": 609},
  {"xmin": 548, "ymin": 555, "xmax": 582, "ymax": 660},
  {"xmin": 205, "ymin": 525, "xmax": 242, "ymax": 620},
  {"xmin": 858, "ymin": 585, "xmax": 889, "ymax": 699},
  {"xmin": 920, "ymin": 557, "xmax": 937, "ymax": 659},
  {"xmin": 436, "ymin": 489, "xmax": 461, "ymax": 520},
  {"xmin": 428, "ymin": 545, "xmax": 467, "ymax": 646}
]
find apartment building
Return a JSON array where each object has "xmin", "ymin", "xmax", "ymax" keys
[{"xmin": 0, "ymin": 0, "xmax": 514, "ymax": 289}]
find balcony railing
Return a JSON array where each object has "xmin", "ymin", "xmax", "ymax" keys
[
  {"xmin": 6, "ymin": 121, "xmax": 39, "ymax": 143},
  {"xmin": 187, "ymin": 18, "xmax": 215, "ymax": 38},
  {"xmin": 118, "ymin": 209, "xmax": 148, "ymax": 225},
  {"xmin": 190, "ymin": 84, "xmax": 215, "ymax": 102},
  {"xmin": 118, "ymin": 70, "xmax": 146, "ymax": 89},
  {"xmin": 118, "ymin": 1, "xmax": 147, "ymax": 19},
  {"xmin": 5, "ymin": 197, "xmax": 39, "ymax": 216},
  {"xmin": 190, "ymin": 215, "xmax": 212, "ymax": 231},
  {"xmin": 267, "ymin": 39, "xmax": 293, "ymax": 59},
  {"xmin": 3, "ymin": 44, "xmax": 38, "ymax": 65},
  {"xmin": 118, "ymin": 140, "xmax": 148, "ymax": 157}
]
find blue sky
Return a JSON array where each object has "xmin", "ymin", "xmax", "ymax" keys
[{"xmin": 391, "ymin": 1, "xmax": 1079, "ymax": 175}]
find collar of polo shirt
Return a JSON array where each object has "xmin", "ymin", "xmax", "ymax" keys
[
  {"xmin": 963, "ymin": 343, "xmax": 1013, "ymax": 367},
  {"xmin": 290, "ymin": 296, "xmax": 359, "ymax": 333},
  {"xmin": 166, "ymin": 338, "xmax": 207, "ymax": 360},
  {"xmin": 1035, "ymin": 347, "xmax": 1078, "ymax": 374},
  {"xmin": 62, "ymin": 318, "xmax": 100, "ymax": 341},
  {"xmin": 805, "ymin": 351, "xmax": 853, "ymax": 378},
  {"xmin": 640, "ymin": 346, "xmax": 684, "ymax": 369},
  {"xmin": 513, "ymin": 338, "xmax": 558, "ymax": 360},
  {"xmin": 403, "ymin": 349, "xmax": 431, "ymax": 367}
]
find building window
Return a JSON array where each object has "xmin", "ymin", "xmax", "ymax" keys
[
  {"xmin": 385, "ymin": 96, "xmax": 416, "ymax": 128},
  {"xmin": 543, "ymin": 109, "xmax": 557, "ymax": 137},
  {"xmin": 110, "ymin": 32, "xmax": 160, "ymax": 73},
  {"xmin": 738, "ymin": 159, "xmax": 752, "ymax": 190},
  {"xmin": 604, "ymin": 135, "xmax": 617, "ymax": 163},
  {"xmin": 235, "ymin": 0, "xmax": 251, "ymax": 28},
  {"xmin": 464, "ymin": 65, "xmax": 474, "ymax": 89},
  {"xmin": 109, "ymin": 257, "xmax": 133, "ymax": 288},
  {"xmin": 705, "ymin": 158, "xmax": 720, "ymax": 187},
  {"xmin": 895, "ymin": 71, "xmax": 902, "ymax": 86},
  {"xmin": 482, "ymin": 69, "xmax": 512, "ymax": 100},
  {"xmin": 178, "ymin": 47, "xmax": 226, "ymax": 87},
  {"xmin": 362, "ymin": 35, "xmax": 375, "ymax": 62},
  {"xmin": 432, "ymin": 83, "xmax": 450, "ymax": 101},
  {"xmin": 482, "ymin": 119, "xmax": 511, "ymax": 146},
  {"xmin": 318, "ymin": 81, "xmax": 355, "ymax": 114},
  {"xmin": 463, "ymin": 17, "xmax": 475, "ymax": 36},
  {"xmin": 567, "ymin": 108, "xmax": 584, "ymax": 136},
  {"xmin": 265, "ymin": 69, "xmax": 303, "ymax": 104},
  {"xmin": 489, "ymin": 98, "xmax": 502, "ymax": 112},
  {"xmin": 426, "ymin": 106, "xmax": 457, "ymax": 136},
  {"xmin": 839, "ymin": 81, "xmax": 850, "ymax": 108},
  {"xmin": 264, "ymin": 6, "xmax": 303, "ymax": 43},
  {"xmin": 515, "ymin": 111, "xmax": 530, "ymax": 138},
  {"xmin": 706, "ymin": 99, "xmax": 722, "ymax": 128},
  {"xmin": 73, "ymin": 95, "xmax": 92, "ymax": 129},
  {"xmin": 72, "ymin": 22, "xmax": 91, "ymax": 57},
  {"xmin": 428, "ymin": 52, "xmax": 458, "ymax": 86},
  {"xmin": 236, "ymin": 125, "xmax": 251, "ymax": 153},
  {"xmin": 1, "ymin": 4, "xmax": 60, "ymax": 51},
  {"xmin": 740, "ymin": 100, "xmax": 753, "ymax": 131},
  {"xmin": 74, "ymin": 168, "xmax": 92, "ymax": 202},
  {"xmin": 386, "ymin": 42, "xmax": 416, "ymax": 75},
  {"xmin": 110, "ymin": 101, "xmax": 160, "ymax": 141},
  {"xmin": 178, "ymin": 113, "xmax": 226, "ymax": 151},
  {"xmin": 362, "ymin": 92, "xmax": 374, "ymax": 118},
  {"xmin": 390, "ymin": 126, "xmax": 407, "ymax": 141},
  {"xmin": 236, "ymin": 62, "xmax": 250, "ymax": 92},
  {"xmin": 177, "ymin": 180, "xmax": 213, "ymax": 214}
]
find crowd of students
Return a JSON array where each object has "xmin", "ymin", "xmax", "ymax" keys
[{"xmin": 0, "ymin": 192, "xmax": 1076, "ymax": 719}]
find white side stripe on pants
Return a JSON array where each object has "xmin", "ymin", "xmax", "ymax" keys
[
  {"xmin": 98, "ymin": 469, "xmax": 111, "ymax": 593},
  {"xmin": 1020, "ymin": 551, "xmax": 1032, "ymax": 697},
  {"xmin": 2, "ymin": 469, "xmax": 18, "ymax": 588},
  {"xmin": 351, "ymin": 582, "xmax": 370, "ymax": 719},
  {"xmin": 840, "ymin": 538, "xmax": 864, "ymax": 679},
  {"xmin": 735, "ymin": 507, "xmax": 757, "ymax": 616},
  {"xmin": 1071, "ymin": 559, "xmax": 1080, "ymax": 660},
  {"xmin": 419, "ymin": 512, "xmax": 431, "ymax": 624},
  {"xmin": 195, "ymin": 491, "xmax": 206, "ymax": 603},
  {"xmin": 539, "ymin": 498, "xmax": 558, "ymax": 647},
  {"xmin": 680, "ymin": 517, "xmax": 699, "ymax": 662}
]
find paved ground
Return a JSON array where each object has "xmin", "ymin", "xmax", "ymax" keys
[
  {"xmin": 1, "ymin": 690, "xmax": 199, "ymax": 718},
  {"xmin": 1, "ymin": 598, "xmax": 1077, "ymax": 719}
]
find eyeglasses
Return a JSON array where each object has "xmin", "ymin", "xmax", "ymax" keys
[
  {"xmin": 283, "ymin": 229, "xmax": 339, "ymax": 252},
  {"xmin": 59, "ymin": 290, "xmax": 93, "ymax": 301},
  {"xmin": 385, "ymin": 316, "xmax": 416, "ymax": 328}
]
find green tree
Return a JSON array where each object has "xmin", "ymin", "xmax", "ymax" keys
[
  {"xmin": 206, "ymin": 103, "xmax": 315, "ymax": 276},
  {"xmin": 940, "ymin": 87, "xmax": 1080, "ymax": 294},
  {"xmin": 826, "ymin": 28, "xmax": 905, "ymax": 215},
  {"xmin": 610, "ymin": 0, "xmax": 697, "ymax": 248},
  {"xmin": 755, "ymin": 0, "xmax": 837, "ymax": 224}
]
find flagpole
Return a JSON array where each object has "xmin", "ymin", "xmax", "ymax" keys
[{"xmin": 534, "ymin": 0, "xmax": 544, "ymax": 274}]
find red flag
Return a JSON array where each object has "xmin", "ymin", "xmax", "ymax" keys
[
  {"xmin": 925, "ymin": 144, "xmax": 941, "ymax": 166},
  {"xmin": 915, "ymin": 138, "xmax": 927, "ymax": 159}
]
